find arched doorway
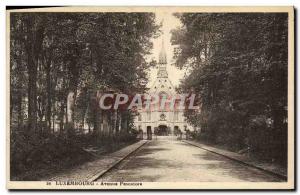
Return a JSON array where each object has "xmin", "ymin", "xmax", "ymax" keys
[
  {"xmin": 174, "ymin": 126, "xmax": 179, "ymax": 135},
  {"xmin": 147, "ymin": 126, "xmax": 152, "ymax": 140},
  {"xmin": 156, "ymin": 125, "xmax": 168, "ymax": 136}
]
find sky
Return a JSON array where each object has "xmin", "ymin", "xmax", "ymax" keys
[{"xmin": 146, "ymin": 12, "xmax": 186, "ymax": 88}]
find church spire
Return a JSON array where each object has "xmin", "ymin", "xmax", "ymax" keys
[
  {"xmin": 158, "ymin": 35, "xmax": 167, "ymax": 64},
  {"xmin": 157, "ymin": 36, "xmax": 168, "ymax": 78}
]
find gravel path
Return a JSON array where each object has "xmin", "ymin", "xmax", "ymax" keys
[{"xmin": 98, "ymin": 139, "xmax": 284, "ymax": 182}]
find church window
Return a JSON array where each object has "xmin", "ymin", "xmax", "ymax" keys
[
  {"xmin": 159, "ymin": 91, "xmax": 167, "ymax": 98},
  {"xmin": 161, "ymin": 85, "xmax": 164, "ymax": 88}
]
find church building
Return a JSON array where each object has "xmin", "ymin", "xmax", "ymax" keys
[{"xmin": 134, "ymin": 39, "xmax": 193, "ymax": 138}]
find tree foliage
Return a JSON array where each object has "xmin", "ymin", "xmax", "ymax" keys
[
  {"xmin": 10, "ymin": 12, "xmax": 159, "ymax": 177},
  {"xmin": 171, "ymin": 13, "xmax": 288, "ymax": 165}
]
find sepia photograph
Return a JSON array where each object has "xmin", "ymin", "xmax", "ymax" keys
[{"xmin": 6, "ymin": 6, "xmax": 294, "ymax": 190}]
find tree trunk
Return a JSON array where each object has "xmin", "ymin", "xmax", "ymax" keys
[
  {"xmin": 27, "ymin": 52, "xmax": 38, "ymax": 135},
  {"xmin": 45, "ymin": 55, "xmax": 52, "ymax": 131},
  {"xmin": 92, "ymin": 93, "xmax": 101, "ymax": 137},
  {"xmin": 17, "ymin": 88, "xmax": 23, "ymax": 131},
  {"xmin": 59, "ymin": 101, "xmax": 65, "ymax": 134},
  {"xmin": 66, "ymin": 91, "xmax": 75, "ymax": 138},
  {"xmin": 25, "ymin": 15, "xmax": 45, "ymax": 137}
]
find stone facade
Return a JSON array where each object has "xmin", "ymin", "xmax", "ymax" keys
[{"xmin": 134, "ymin": 39, "xmax": 193, "ymax": 136}]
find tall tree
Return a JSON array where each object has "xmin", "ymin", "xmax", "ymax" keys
[{"xmin": 172, "ymin": 13, "xmax": 288, "ymax": 164}]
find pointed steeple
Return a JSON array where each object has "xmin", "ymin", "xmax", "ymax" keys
[
  {"xmin": 157, "ymin": 36, "xmax": 168, "ymax": 78},
  {"xmin": 159, "ymin": 38, "xmax": 167, "ymax": 64}
]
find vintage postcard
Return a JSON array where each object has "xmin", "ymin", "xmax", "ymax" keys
[{"xmin": 6, "ymin": 6, "xmax": 294, "ymax": 190}]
